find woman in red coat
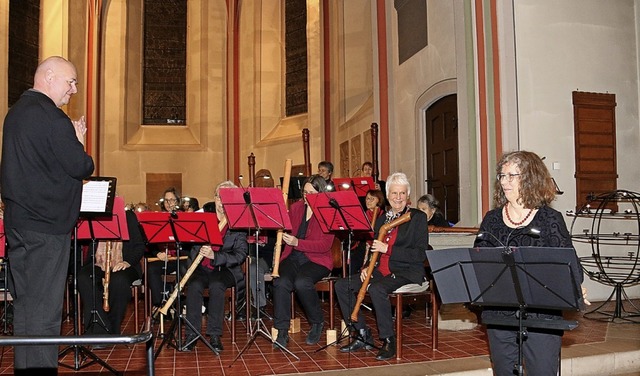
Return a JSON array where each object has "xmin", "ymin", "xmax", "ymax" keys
[{"xmin": 272, "ymin": 175, "xmax": 335, "ymax": 350}]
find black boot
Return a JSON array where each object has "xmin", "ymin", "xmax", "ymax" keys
[
  {"xmin": 273, "ymin": 330, "xmax": 289, "ymax": 349},
  {"xmin": 375, "ymin": 335, "xmax": 396, "ymax": 361},
  {"xmin": 340, "ymin": 327, "xmax": 373, "ymax": 353}
]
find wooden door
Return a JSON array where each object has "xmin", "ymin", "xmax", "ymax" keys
[{"xmin": 425, "ymin": 95, "xmax": 459, "ymax": 224}]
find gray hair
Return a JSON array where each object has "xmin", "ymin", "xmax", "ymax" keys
[
  {"xmin": 385, "ymin": 172, "xmax": 411, "ymax": 197},
  {"xmin": 215, "ymin": 180, "xmax": 237, "ymax": 196}
]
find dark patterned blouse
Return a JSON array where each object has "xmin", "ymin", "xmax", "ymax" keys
[{"xmin": 473, "ymin": 205, "xmax": 584, "ymax": 325}]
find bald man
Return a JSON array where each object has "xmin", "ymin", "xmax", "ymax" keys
[{"xmin": 1, "ymin": 56, "xmax": 94, "ymax": 375}]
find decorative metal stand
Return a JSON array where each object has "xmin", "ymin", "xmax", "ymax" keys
[{"xmin": 569, "ymin": 189, "xmax": 640, "ymax": 323}]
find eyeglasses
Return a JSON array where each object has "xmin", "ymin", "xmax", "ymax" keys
[
  {"xmin": 164, "ymin": 198, "xmax": 178, "ymax": 203},
  {"xmin": 497, "ymin": 173, "xmax": 521, "ymax": 182}
]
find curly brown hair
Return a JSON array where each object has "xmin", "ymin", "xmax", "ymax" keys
[{"xmin": 493, "ymin": 150, "xmax": 556, "ymax": 209}]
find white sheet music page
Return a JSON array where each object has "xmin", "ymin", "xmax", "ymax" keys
[{"xmin": 80, "ymin": 180, "xmax": 110, "ymax": 212}]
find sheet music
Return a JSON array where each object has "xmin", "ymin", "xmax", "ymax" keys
[{"xmin": 80, "ymin": 180, "xmax": 111, "ymax": 212}]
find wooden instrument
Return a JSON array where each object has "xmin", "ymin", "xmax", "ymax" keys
[
  {"xmin": 350, "ymin": 211, "xmax": 411, "ymax": 322},
  {"xmin": 103, "ymin": 241, "xmax": 112, "ymax": 312},
  {"xmin": 361, "ymin": 206, "xmax": 380, "ymax": 269},
  {"xmin": 145, "ymin": 255, "xmax": 188, "ymax": 263},
  {"xmin": 157, "ymin": 216, "xmax": 228, "ymax": 316},
  {"xmin": 248, "ymin": 153, "xmax": 256, "ymax": 187},
  {"xmin": 428, "ymin": 225, "xmax": 479, "ymax": 234},
  {"xmin": 302, "ymin": 129, "xmax": 311, "ymax": 176},
  {"xmin": 271, "ymin": 159, "xmax": 292, "ymax": 278},
  {"xmin": 371, "ymin": 123, "xmax": 380, "ymax": 183}
]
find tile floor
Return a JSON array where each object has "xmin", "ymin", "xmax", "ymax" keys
[{"xmin": 0, "ymin": 295, "xmax": 633, "ymax": 375}]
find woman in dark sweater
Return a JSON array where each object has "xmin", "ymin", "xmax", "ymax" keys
[{"xmin": 474, "ymin": 150, "xmax": 586, "ymax": 375}]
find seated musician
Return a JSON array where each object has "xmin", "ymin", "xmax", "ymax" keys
[
  {"xmin": 77, "ymin": 209, "xmax": 145, "ymax": 335},
  {"xmin": 349, "ymin": 189, "xmax": 386, "ymax": 274},
  {"xmin": 417, "ymin": 193, "xmax": 451, "ymax": 227},
  {"xmin": 183, "ymin": 181, "xmax": 248, "ymax": 353},
  {"xmin": 335, "ymin": 172, "xmax": 429, "ymax": 361},
  {"xmin": 317, "ymin": 161, "xmax": 335, "ymax": 191},
  {"xmin": 147, "ymin": 187, "xmax": 189, "ymax": 312},
  {"xmin": 361, "ymin": 161, "xmax": 387, "ymax": 201},
  {"xmin": 272, "ymin": 175, "xmax": 335, "ymax": 350}
]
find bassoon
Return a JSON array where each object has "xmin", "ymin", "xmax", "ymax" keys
[
  {"xmin": 271, "ymin": 159, "xmax": 292, "ymax": 278},
  {"xmin": 351, "ymin": 211, "xmax": 411, "ymax": 322},
  {"xmin": 157, "ymin": 216, "xmax": 228, "ymax": 316}
]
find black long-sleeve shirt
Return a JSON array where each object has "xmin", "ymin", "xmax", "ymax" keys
[{"xmin": 1, "ymin": 90, "xmax": 94, "ymax": 234}]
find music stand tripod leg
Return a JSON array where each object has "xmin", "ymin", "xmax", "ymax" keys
[
  {"xmin": 59, "ymin": 228, "xmax": 118, "ymax": 374},
  {"xmin": 230, "ymin": 231, "xmax": 300, "ymax": 366}
]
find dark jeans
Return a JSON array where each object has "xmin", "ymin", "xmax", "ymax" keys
[
  {"xmin": 335, "ymin": 270, "xmax": 410, "ymax": 339},
  {"xmin": 7, "ymin": 228, "xmax": 71, "ymax": 371},
  {"xmin": 272, "ymin": 254, "xmax": 330, "ymax": 331}
]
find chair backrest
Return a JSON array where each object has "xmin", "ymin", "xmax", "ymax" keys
[{"xmin": 330, "ymin": 238, "xmax": 343, "ymax": 270}]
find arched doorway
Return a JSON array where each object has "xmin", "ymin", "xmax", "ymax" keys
[{"xmin": 425, "ymin": 94, "xmax": 459, "ymax": 224}]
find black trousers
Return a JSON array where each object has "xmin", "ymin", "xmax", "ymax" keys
[
  {"xmin": 486, "ymin": 325, "xmax": 561, "ymax": 375},
  {"xmin": 335, "ymin": 270, "xmax": 410, "ymax": 339},
  {"xmin": 272, "ymin": 255, "xmax": 330, "ymax": 331},
  {"xmin": 77, "ymin": 263, "xmax": 139, "ymax": 335},
  {"xmin": 185, "ymin": 267, "xmax": 235, "ymax": 337},
  {"xmin": 7, "ymin": 228, "xmax": 71, "ymax": 372}
]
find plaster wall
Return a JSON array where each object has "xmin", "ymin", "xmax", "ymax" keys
[{"xmin": 513, "ymin": 0, "xmax": 640, "ymax": 299}]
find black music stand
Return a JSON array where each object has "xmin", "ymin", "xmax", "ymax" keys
[
  {"xmin": 59, "ymin": 178, "xmax": 123, "ymax": 374},
  {"xmin": 136, "ymin": 211, "xmax": 223, "ymax": 356},
  {"xmin": 305, "ymin": 191, "xmax": 375, "ymax": 353},
  {"xmin": 427, "ymin": 246, "xmax": 584, "ymax": 376},
  {"xmin": 280, "ymin": 176, "xmax": 308, "ymax": 201},
  {"xmin": 219, "ymin": 187, "xmax": 298, "ymax": 364}
]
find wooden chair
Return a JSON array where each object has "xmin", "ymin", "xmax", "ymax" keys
[
  {"xmin": 290, "ymin": 238, "xmax": 344, "ymax": 331},
  {"xmin": 389, "ymin": 276, "xmax": 439, "ymax": 359}
]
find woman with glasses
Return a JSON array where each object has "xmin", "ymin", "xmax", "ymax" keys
[
  {"xmin": 473, "ymin": 150, "xmax": 586, "ymax": 375},
  {"xmin": 147, "ymin": 187, "xmax": 189, "ymax": 311},
  {"xmin": 272, "ymin": 175, "xmax": 335, "ymax": 350}
]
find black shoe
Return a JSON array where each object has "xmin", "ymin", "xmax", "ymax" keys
[
  {"xmin": 273, "ymin": 330, "xmax": 289, "ymax": 349},
  {"xmin": 375, "ymin": 336, "xmax": 396, "ymax": 361},
  {"xmin": 306, "ymin": 322, "xmax": 324, "ymax": 345},
  {"xmin": 236, "ymin": 311, "xmax": 247, "ymax": 322},
  {"xmin": 183, "ymin": 335, "xmax": 197, "ymax": 351},
  {"xmin": 339, "ymin": 327, "xmax": 373, "ymax": 352},
  {"xmin": 209, "ymin": 335, "xmax": 223, "ymax": 353}
]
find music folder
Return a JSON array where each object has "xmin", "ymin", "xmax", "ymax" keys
[{"xmin": 80, "ymin": 176, "xmax": 117, "ymax": 217}]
